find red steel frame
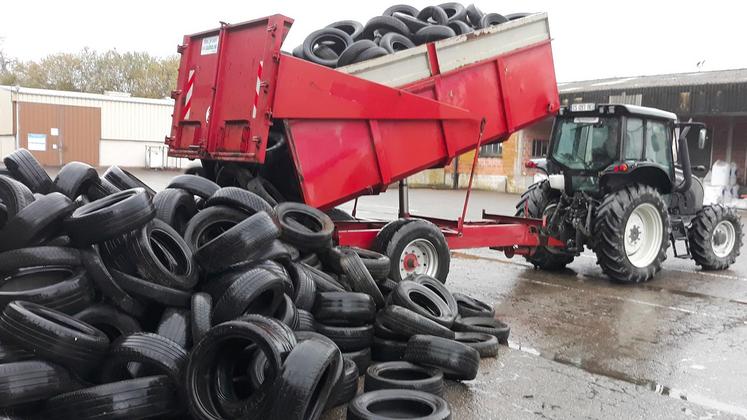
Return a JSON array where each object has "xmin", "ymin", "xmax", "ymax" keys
[{"xmin": 167, "ymin": 14, "xmax": 565, "ymax": 256}]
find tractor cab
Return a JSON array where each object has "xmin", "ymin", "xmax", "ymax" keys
[{"xmin": 539, "ymin": 103, "xmax": 706, "ymax": 196}]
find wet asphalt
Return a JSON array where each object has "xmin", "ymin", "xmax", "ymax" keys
[{"xmin": 131, "ymin": 169, "xmax": 747, "ymax": 419}]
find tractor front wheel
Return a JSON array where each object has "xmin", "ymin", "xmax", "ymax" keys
[
  {"xmin": 689, "ymin": 205, "xmax": 743, "ymax": 270},
  {"xmin": 593, "ymin": 184, "xmax": 670, "ymax": 283}
]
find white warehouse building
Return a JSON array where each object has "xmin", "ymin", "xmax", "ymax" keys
[{"xmin": 0, "ymin": 86, "xmax": 183, "ymax": 168}]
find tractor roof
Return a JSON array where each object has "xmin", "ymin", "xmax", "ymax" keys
[{"xmin": 560, "ymin": 103, "xmax": 678, "ymax": 121}]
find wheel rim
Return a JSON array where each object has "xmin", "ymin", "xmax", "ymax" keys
[
  {"xmin": 399, "ymin": 239, "xmax": 439, "ymax": 279},
  {"xmin": 711, "ymin": 220, "xmax": 736, "ymax": 258},
  {"xmin": 624, "ymin": 203, "xmax": 663, "ymax": 268}
]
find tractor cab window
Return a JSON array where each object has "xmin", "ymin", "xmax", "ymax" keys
[
  {"xmin": 623, "ymin": 118, "xmax": 644, "ymax": 160},
  {"xmin": 645, "ymin": 120, "xmax": 673, "ymax": 169},
  {"xmin": 550, "ymin": 117, "xmax": 620, "ymax": 171}
]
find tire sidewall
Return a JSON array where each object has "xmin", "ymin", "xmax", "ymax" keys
[{"xmin": 385, "ymin": 220, "xmax": 450, "ymax": 283}]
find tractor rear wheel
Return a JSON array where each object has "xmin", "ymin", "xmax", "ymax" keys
[
  {"xmin": 515, "ymin": 181, "xmax": 574, "ymax": 270},
  {"xmin": 688, "ymin": 205, "xmax": 743, "ymax": 270},
  {"xmin": 593, "ymin": 184, "xmax": 670, "ymax": 283}
]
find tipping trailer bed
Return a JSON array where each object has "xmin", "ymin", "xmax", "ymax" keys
[{"xmin": 166, "ymin": 13, "xmax": 564, "ymax": 279}]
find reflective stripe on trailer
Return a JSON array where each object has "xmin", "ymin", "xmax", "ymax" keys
[
  {"xmin": 182, "ymin": 69, "xmax": 196, "ymax": 119},
  {"xmin": 252, "ymin": 60, "xmax": 263, "ymax": 119}
]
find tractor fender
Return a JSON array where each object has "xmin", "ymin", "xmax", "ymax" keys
[{"xmin": 601, "ymin": 164, "xmax": 673, "ymax": 194}]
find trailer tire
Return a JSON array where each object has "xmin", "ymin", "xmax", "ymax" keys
[
  {"xmin": 515, "ymin": 181, "xmax": 575, "ymax": 270},
  {"xmin": 364, "ymin": 361, "xmax": 444, "ymax": 395},
  {"xmin": 347, "ymin": 389, "xmax": 451, "ymax": 420},
  {"xmin": 373, "ymin": 219, "xmax": 410, "ymax": 254},
  {"xmin": 0, "ymin": 176, "xmax": 35, "ymax": 219},
  {"xmin": 385, "ymin": 219, "xmax": 450, "ymax": 283},
  {"xmin": 53, "ymin": 161, "xmax": 99, "ymax": 200},
  {"xmin": 593, "ymin": 183, "xmax": 670, "ymax": 283},
  {"xmin": 404, "ymin": 334, "xmax": 479, "ymax": 380},
  {"xmin": 687, "ymin": 204, "xmax": 743, "ymax": 270},
  {"xmin": 153, "ymin": 188, "xmax": 198, "ymax": 234},
  {"xmin": 3, "ymin": 149, "xmax": 54, "ymax": 194}
]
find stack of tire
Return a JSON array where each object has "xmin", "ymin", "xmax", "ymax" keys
[
  {"xmin": 293, "ymin": 3, "xmax": 532, "ymax": 68},
  {"xmin": 0, "ymin": 148, "xmax": 509, "ymax": 420}
]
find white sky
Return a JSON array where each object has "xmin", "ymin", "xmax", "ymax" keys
[{"xmin": 2, "ymin": 0, "xmax": 746, "ymax": 82}]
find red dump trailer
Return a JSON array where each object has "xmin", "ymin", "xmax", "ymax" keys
[{"xmin": 167, "ymin": 13, "xmax": 564, "ymax": 282}]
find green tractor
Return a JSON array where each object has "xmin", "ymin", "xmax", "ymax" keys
[{"xmin": 517, "ymin": 103, "xmax": 743, "ymax": 283}]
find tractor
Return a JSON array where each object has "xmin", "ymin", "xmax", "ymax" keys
[{"xmin": 517, "ymin": 103, "xmax": 744, "ymax": 283}]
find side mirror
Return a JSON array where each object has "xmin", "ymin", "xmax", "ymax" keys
[{"xmin": 698, "ymin": 128, "xmax": 707, "ymax": 149}]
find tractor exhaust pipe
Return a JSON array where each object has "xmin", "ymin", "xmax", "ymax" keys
[{"xmin": 676, "ymin": 126, "xmax": 693, "ymax": 194}]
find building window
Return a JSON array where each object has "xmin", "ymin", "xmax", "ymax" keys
[
  {"xmin": 531, "ymin": 139, "xmax": 548, "ymax": 157},
  {"xmin": 479, "ymin": 142, "xmax": 502, "ymax": 157}
]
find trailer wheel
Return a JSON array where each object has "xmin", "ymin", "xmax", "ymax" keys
[
  {"xmin": 515, "ymin": 181, "xmax": 574, "ymax": 270},
  {"xmin": 384, "ymin": 219, "xmax": 450, "ymax": 283},
  {"xmin": 688, "ymin": 205, "xmax": 743, "ymax": 270},
  {"xmin": 593, "ymin": 184, "xmax": 670, "ymax": 283}
]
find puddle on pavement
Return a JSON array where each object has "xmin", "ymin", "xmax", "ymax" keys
[{"xmin": 508, "ymin": 341, "xmax": 747, "ymax": 417}]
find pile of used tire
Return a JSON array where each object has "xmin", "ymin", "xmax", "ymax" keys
[
  {"xmin": 0, "ymin": 148, "xmax": 509, "ymax": 419},
  {"xmin": 292, "ymin": 3, "xmax": 531, "ymax": 68}
]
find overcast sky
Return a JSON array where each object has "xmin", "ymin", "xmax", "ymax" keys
[{"xmin": 2, "ymin": 0, "xmax": 746, "ymax": 82}]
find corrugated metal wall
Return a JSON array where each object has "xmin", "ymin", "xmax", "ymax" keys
[{"xmin": 0, "ymin": 89, "xmax": 12, "ymax": 135}]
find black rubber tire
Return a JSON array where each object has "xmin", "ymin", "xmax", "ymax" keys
[
  {"xmin": 85, "ymin": 177, "xmax": 120, "ymax": 201},
  {"xmin": 392, "ymin": 13, "xmax": 430, "ymax": 34},
  {"xmin": 44, "ymin": 375, "xmax": 180, "ymax": 419},
  {"xmin": 102, "ymin": 166, "xmax": 155, "ymax": 197},
  {"xmin": 377, "ymin": 278, "xmax": 398, "ymax": 297},
  {"xmin": 373, "ymin": 219, "xmax": 410, "ymax": 254},
  {"xmin": 359, "ymin": 15, "xmax": 410, "ymax": 40},
  {"xmin": 191, "ymin": 292, "xmax": 212, "ymax": 344},
  {"xmin": 448, "ymin": 19, "xmax": 473, "ymax": 35},
  {"xmin": 411, "ymin": 274, "xmax": 458, "ymax": 321},
  {"xmin": 0, "ymin": 360, "xmax": 74, "ymax": 408},
  {"xmin": 479, "ymin": 13, "xmax": 508, "ymax": 28},
  {"xmin": 364, "ymin": 361, "xmax": 444, "ymax": 395},
  {"xmin": 326, "ymin": 20, "xmax": 364, "ymax": 40},
  {"xmin": 439, "ymin": 2, "xmax": 467, "ymax": 22},
  {"xmin": 325, "ymin": 208, "xmax": 356, "ymax": 221},
  {"xmin": 0, "ymin": 192, "xmax": 73, "ymax": 251},
  {"xmin": 454, "ymin": 332, "xmax": 499, "ymax": 358},
  {"xmin": 303, "ymin": 28, "xmax": 352, "ymax": 67},
  {"xmin": 341, "ymin": 253, "xmax": 385, "ymax": 308},
  {"xmin": 452, "ymin": 316, "xmax": 510, "ymax": 344},
  {"xmin": 371, "ymin": 336, "xmax": 408, "ymax": 362},
  {"xmin": 0, "ymin": 175, "xmax": 35, "ymax": 219},
  {"xmin": 0, "ymin": 246, "xmax": 80, "ymax": 273},
  {"xmin": 157, "ymin": 308, "xmax": 191, "ymax": 349},
  {"xmin": 354, "ymin": 46, "xmax": 389, "ymax": 63},
  {"xmin": 515, "ymin": 181, "xmax": 575, "ymax": 269},
  {"xmin": 0, "ymin": 301, "xmax": 109, "ymax": 375},
  {"xmin": 100, "ymin": 332, "xmax": 188, "ymax": 384},
  {"xmin": 53, "ymin": 161, "xmax": 99, "ymax": 199},
  {"xmin": 153, "ymin": 188, "xmax": 198, "ymax": 234},
  {"xmin": 465, "ymin": 4, "xmax": 484, "ymax": 27},
  {"xmin": 416, "ymin": 5, "xmax": 449, "ymax": 25},
  {"xmin": 246, "ymin": 176, "xmax": 285, "ymax": 207},
  {"xmin": 383, "ymin": 4, "xmax": 419, "ymax": 17},
  {"xmin": 290, "ymin": 263, "xmax": 317, "ymax": 311},
  {"xmin": 3, "ymin": 149, "xmax": 54, "ymax": 194},
  {"xmin": 453, "ymin": 292, "xmax": 494, "ymax": 318},
  {"xmin": 343, "ymin": 347, "xmax": 372, "ymax": 377},
  {"xmin": 390, "ymin": 280, "xmax": 455, "ymax": 327},
  {"xmin": 296, "ymin": 309, "xmax": 316, "ymax": 331},
  {"xmin": 125, "ymin": 219, "xmax": 198, "ymax": 290},
  {"xmin": 186, "ymin": 317, "xmax": 296, "ymax": 419},
  {"xmin": 302, "ymin": 263, "xmax": 347, "ymax": 293},
  {"xmin": 0, "ymin": 342, "xmax": 34, "ymax": 364},
  {"xmin": 80, "ymin": 246, "xmax": 147, "ymax": 318},
  {"xmin": 74, "ymin": 303, "xmax": 141, "ymax": 342},
  {"xmin": 111, "ymin": 269, "xmax": 191, "ymax": 308},
  {"xmin": 274, "ymin": 293, "xmax": 299, "ymax": 330},
  {"xmin": 689, "ymin": 204, "xmax": 744, "ymax": 270},
  {"xmin": 313, "ymin": 292, "xmax": 375, "ymax": 326},
  {"xmin": 212, "ymin": 268, "xmax": 285, "ymax": 324},
  {"xmin": 593, "ymin": 184, "xmax": 670, "ymax": 283},
  {"xmin": 337, "ymin": 40, "xmax": 378, "ymax": 67},
  {"xmin": 316, "ymin": 322, "xmax": 373, "ymax": 352},
  {"xmin": 385, "ymin": 219, "xmax": 450, "ymax": 283},
  {"xmin": 64, "ymin": 188, "xmax": 155, "ymax": 246},
  {"xmin": 378, "ymin": 32, "xmax": 416, "ymax": 54},
  {"xmin": 166, "ymin": 174, "xmax": 220, "ymax": 199},
  {"xmin": 206, "ymin": 186, "xmax": 274, "ymax": 216},
  {"xmin": 0, "ymin": 266, "xmax": 94, "ymax": 314},
  {"xmin": 325, "ymin": 357, "xmax": 358, "ymax": 408},
  {"xmin": 374, "ymin": 317, "xmax": 408, "ymax": 341},
  {"xmin": 267, "ymin": 337, "xmax": 343, "ymax": 420},
  {"xmin": 404, "ymin": 334, "xmax": 479, "ymax": 381},
  {"xmin": 275, "ymin": 202, "xmax": 334, "ymax": 251},
  {"xmin": 339, "ymin": 247, "xmax": 391, "ymax": 281},
  {"xmin": 182, "ymin": 205, "xmax": 247, "ymax": 251},
  {"xmin": 413, "ymin": 25, "xmax": 456, "ymax": 44},
  {"xmin": 194, "ymin": 211, "xmax": 279, "ymax": 273},
  {"xmin": 377, "ymin": 305, "xmax": 455, "ymax": 339},
  {"xmin": 505, "ymin": 12, "xmax": 532, "ymax": 20},
  {"xmin": 347, "ymin": 389, "xmax": 451, "ymax": 420}
]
